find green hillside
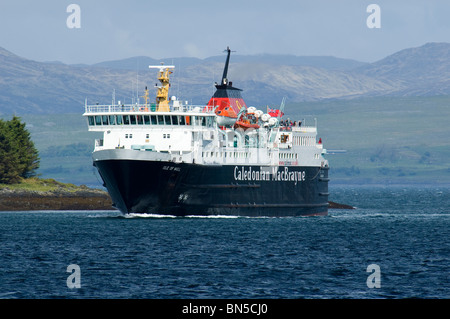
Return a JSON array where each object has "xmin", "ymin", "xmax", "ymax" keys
[
  {"xmin": 286, "ymin": 95, "xmax": 450, "ymax": 184},
  {"xmin": 3, "ymin": 95, "xmax": 449, "ymax": 186},
  {"xmin": 16, "ymin": 113, "xmax": 102, "ymax": 186}
]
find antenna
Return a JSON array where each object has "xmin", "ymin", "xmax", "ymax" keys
[
  {"xmin": 148, "ymin": 64, "xmax": 176, "ymax": 71},
  {"xmin": 279, "ymin": 97, "xmax": 286, "ymax": 118},
  {"xmin": 274, "ymin": 97, "xmax": 286, "ymax": 127},
  {"xmin": 176, "ymin": 59, "xmax": 181, "ymax": 100},
  {"xmin": 136, "ymin": 72, "xmax": 139, "ymax": 105},
  {"xmin": 136, "ymin": 59, "xmax": 139, "ymax": 105}
]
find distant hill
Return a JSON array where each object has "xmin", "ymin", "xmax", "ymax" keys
[
  {"xmin": 91, "ymin": 54, "xmax": 367, "ymax": 71},
  {"xmin": 0, "ymin": 47, "xmax": 145, "ymax": 114},
  {"xmin": 1, "ymin": 43, "xmax": 450, "ymax": 114},
  {"xmin": 356, "ymin": 42, "xmax": 450, "ymax": 96},
  {"xmin": 91, "ymin": 56, "xmax": 203, "ymax": 70}
]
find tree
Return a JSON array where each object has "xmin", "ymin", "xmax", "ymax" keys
[
  {"xmin": 6, "ymin": 116, "xmax": 40, "ymax": 178},
  {"xmin": 0, "ymin": 116, "xmax": 40, "ymax": 183},
  {"xmin": 0, "ymin": 120, "xmax": 20, "ymax": 183}
]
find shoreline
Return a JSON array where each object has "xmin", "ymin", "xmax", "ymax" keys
[
  {"xmin": 0, "ymin": 190, "xmax": 115, "ymax": 211},
  {"xmin": 0, "ymin": 181, "xmax": 115, "ymax": 211}
]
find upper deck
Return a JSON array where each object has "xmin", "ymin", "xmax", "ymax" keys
[
  {"xmin": 83, "ymin": 102, "xmax": 318, "ymax": 134},
  {"xmin": 84, "ymin": 102, "xmax": 326, "ymax": 168},
  {"xmin": 84, "ymin": 102, "xmax": 214, "ymax": 115},
  {"xmin": 83, "ymin": 102, "xmax": 218, "ymax": 131}
]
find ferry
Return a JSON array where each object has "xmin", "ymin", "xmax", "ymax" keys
[{"xmin": 83, "ymin": 47, "xmax": 329, "ymax": 216}]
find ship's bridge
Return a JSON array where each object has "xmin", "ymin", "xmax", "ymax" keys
[
  {"xmin": 83, "ymin": 99, "xmax": 219, "ymax": 155},
  {"xmin": 84, "ymin": 102, "xmax": 217, "ymax": 131}
]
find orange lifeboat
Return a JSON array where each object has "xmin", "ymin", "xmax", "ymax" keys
[{"xmin": 233, "ymin": 112, "xmax": 260, "ymax": 130}]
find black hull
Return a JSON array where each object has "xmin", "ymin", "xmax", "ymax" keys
[{"xmin": 94, "ymin": 160, "xmax": 329, "ymax": 217}]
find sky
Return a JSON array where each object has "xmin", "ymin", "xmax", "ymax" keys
[{"xmin": 1, "ymin": 0, "xmax": 450, "ymax": 65}]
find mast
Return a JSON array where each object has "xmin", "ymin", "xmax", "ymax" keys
[
  {"xmin": 141, "ymin": 86, "xmax": 150, "ymax": 110},
  {"xmin": 149, "ymin": 63, "xmax": 175, "ymax": 112},
  {"xmin": 221, "ymin": 46, "xmax": 231, "ymax": 85}
]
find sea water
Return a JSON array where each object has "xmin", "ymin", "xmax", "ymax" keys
[{"xmin": 0, "ymin": 185, "xmax": 448, "ymax": 299}]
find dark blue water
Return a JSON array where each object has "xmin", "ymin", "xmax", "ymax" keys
[{"xmin": 0, "ymin": 186, "xmax": 448, "ymax": 299}]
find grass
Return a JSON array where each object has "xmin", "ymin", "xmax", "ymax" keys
[
  {"xmin": 286, "ymin": 95, "xmax": 450, "ymax": 184},
  {"xmin": 0, "ymin": 177, "xmax": 84, "ymax": 193}
]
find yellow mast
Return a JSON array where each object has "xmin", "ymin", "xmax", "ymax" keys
[{"xmin": 149, "ymin": 63, "xmax": 175, "ymax": 112}]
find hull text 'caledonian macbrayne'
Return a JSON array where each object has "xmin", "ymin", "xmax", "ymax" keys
[{"xmin": 83, "ymin": 47, "xmax": 330, "ymax": 216}]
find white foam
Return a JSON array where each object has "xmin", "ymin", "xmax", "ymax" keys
[
  {"xmin": 124, "ymin": 213, "xmax": 177, "ymax": 218},
  {"xmin": 185, "ymin": 215, "xmax": 240, "ymax": 219}
]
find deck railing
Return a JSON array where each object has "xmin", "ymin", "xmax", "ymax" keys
[{"xmin": 84, "ymin": 104, "xmax": 209, "ymax": 114}]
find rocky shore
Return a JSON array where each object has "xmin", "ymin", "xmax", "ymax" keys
[{"xmin": 0, "ymin": 184, "xmax": 115, "ymax": 211}]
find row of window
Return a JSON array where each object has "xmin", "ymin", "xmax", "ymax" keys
[
  {"xmin": 202, "ymin": 151, "xmax": 251, "ymax": 159},
  {"xmin": 125, "ymin": 133, "xmax": 170, "ymax": 139},
  {"xmin": 88, "ymin": 115, "xmax": 214, "ymax": 127},
  {"xmin": 293, "ymin": 136, "xmax": 315, "ymax": 146},
  {"xmin": 201, "ymin": 152, "xmax": 300, "ymax": 159},
  {"xmin": 279, "ymin": 153, "xmax": 298, "ymax": 159}
]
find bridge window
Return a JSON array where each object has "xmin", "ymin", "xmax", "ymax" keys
[{"xmin": 93, "ymin": 113, "xmax": 199, "ymax": 126}]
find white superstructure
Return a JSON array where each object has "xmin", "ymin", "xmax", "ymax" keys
[{"xmin": 83, "ymin": 96, "xmax": 328, "ymax": 168}]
